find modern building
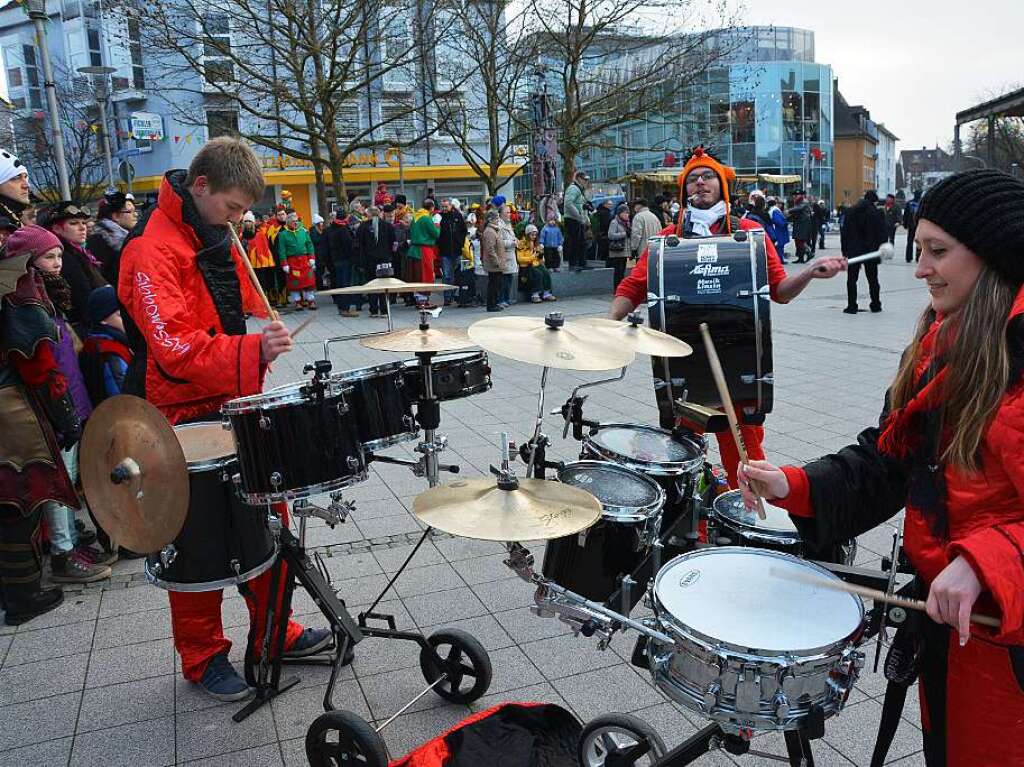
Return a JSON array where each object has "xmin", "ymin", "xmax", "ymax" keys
[
  {"xmin": 898, "ymin": 146, "xmax": 955, "ymax": 196},
  {"xmin": 874, "ymin": 123, "xmax": 899, "ymax": 197},
  {"xmin": 832, "ymin": 83, "xmax": 877, "ymax": 206},
  {"xmin": 0, "ymin": 0, "xmax": 520, "ymax": 220},
  {"xmin": 575, "ymin": 26, "xmax": 835, "ymax": 205}
]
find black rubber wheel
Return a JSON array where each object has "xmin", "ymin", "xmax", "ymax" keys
[
  {"xmin": 418, "ymin": 628, "xmax": 493, "ymax": 704},
  {"xmin": 305, "ymin": 710, "xmax": 388, "ymax": 767},
  {"xmin": 578, "ymin": 713, "xmax": 667, "ymax": 767}
]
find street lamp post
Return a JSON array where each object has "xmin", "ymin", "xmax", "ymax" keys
[
  {"xmin": 25, "ymin": 0, "xmax": 71, "ymax": 201},
  {"xmin": 77, "ymin": 65, "xmax": 117, "ymax": 194}
]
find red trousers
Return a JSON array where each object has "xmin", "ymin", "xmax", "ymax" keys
[
  {"xmin": 713, "ymin": 421, "xmax": 765, "ymax": 489},
  {"xmin": 419, "ymin": 245, "xmax": 438, "ymax": 284},
  {"xmin": 168, "ymin": 503, "xmax": 304, "ymax": 682}
]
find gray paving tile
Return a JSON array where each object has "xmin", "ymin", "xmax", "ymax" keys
[
  {"xmin": 78, "ymin": 675, "xmax": 175, "ymax": 733},
  {"xmin": 12, "ymin": 590, "xmax": 100, "ymax": 631},
  {"xmin": 468, "ymin": 682, "xmax": 568, "ymax": 713},
  {"xmin": 447, "ymin": 552, "xmax": 519, "ymax": 585},
  {"xmin": 272, "ymin": 681, "xmax": 371, "ymax": 741},
  {"xmin": 176, "ymin": 702, "xmax": 277, "ymax": 762},
  {"xmin": 0, "ymin": 692, "xmax": 80, "ymax": 751},
  {"xmin": 493, "ymin": 606, "xmax": 574, "ymax": 644},
  {"xmin": 379, "ymin": 704, "xmax": 472, "ymax": 762},
  {"xmin": 401, "ymin": 587, "xmax": 489, "ymax": 626},
  {"xmin": 552, "ymin": 664, "xmax": 665, "ymax": 722},
  {"xmin": 0, "ymin": 634, "xmax": 10, "ymax": 666},
  {"xmin": 93, "ymin": 607, "xmax": 173, "ymax": 649},
  {"xmin": 419, "ymin": 613, "xmax": 515, "ymax": 653},
  {"xmin": 319, "ymin": 550, "xmax": 383, "ymax": 581},
  {"xmin": 373, "ymin": 540, "xmax": 447, "ymax": 573},
  {"xmin": 392, "ymin": 562, "xmax": 466, "ymax": 598},
  {"xmin": 325, "ymin": 573, "xmax": 393, "ymax": 607},
  {"xmin": 182, "ymin": 744, "xmax": 284, "ymax": 767},
  {"xmin": 475, "ymin": 645, "xmax": 545, "ymax": 696},
  {"xmin": 0, "ymin": 736, "xmax": 73, "ymax": 767},
  {"xmin": 278, "ymin": 737, "xmax": 306, "ymax": 767},
  {"xmin": 887, "ymin": 753, "xmax": 927, "ymax": 766},
  {"xmin": 826, "ymin": 697, "xmax": 922, "ymax": 765},
  {"xmin": 360, "ymin": 664, "xmax": 463, "ymax": 720},
  {"xmin": 356, "ymin": 512, "xmax": 424, "ymax": 540},
  {"xmin": 433, "ymin": 536, "xmax": 504, "ymax": 562},
  {"xmin": 98, "ymin": 586, "xmax": 169, "ymax": 618},
  {"xmin": 469, "ymin": 577, "xmax": 537, "ymax": 613},
  {"xmin": 742, "ymin": 731, "xmax": 856, "ymax": 766},
  {"xmin": 86, "ymin": 638, "xmax": 175, "ymax": 687},
  {"xmin": 3, "ymin": 621, "xmax": 94, "ymax": 667},
  {"xmin": 350, "ymin": 633, "xmax": 424, "ymax": 679},
  {"xmin": 0, "ymin": 651, "xmax": 88, "ymax": 704},
  {"xmin": 521, "ymin": 631, "xmax": 625, "ymax": 680},
  {"xmin": 70, "ymin": 715, "xmax": 175, "ymax": 767}
]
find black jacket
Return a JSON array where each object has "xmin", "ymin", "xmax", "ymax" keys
[
  {"xmin": 356, "ymin": 217, "xmax": 396, "ymax": 271},
  {"xmin": 87, "ymin": 219, "xmax": 129, "ymax": 285},
  {"xmin": 437, "ymin": 210, "xmax": 468, "ymax": 259},
  {"xmin": 595, "ymin": 206, "xmax": 613, "ymax": 241},
  {"xmin": 326, "ymin": 220, "xmax": 356, "ymax": 265},
  {"xmin": 59, "ymin": 238, "xmax": 108, "ymax": 336},
  {"xmin": 840, "ymin": 198, "xmax": 887, "ymax": 258}
]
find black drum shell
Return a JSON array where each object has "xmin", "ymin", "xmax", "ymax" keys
[
  {"xmin": 542, "ymin": 521, "xmax": 648, "ymax": 603},
  {"xmin": 333, "ymin": 364, "xmax": 417, "ymax": 450},
  {"xmin": 225, "ymin": 387, "xmax": 366, "ymax": 502},
  {"xmin": 402, "ymin": 351, "xmax": 491, "ymax": 401},
  {"xmin": 146, "ymin": 459, "xmax": 276, "ymax": 589}
]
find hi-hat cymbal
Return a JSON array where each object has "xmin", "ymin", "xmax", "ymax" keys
[
  {"xmin": 319, "ymin": 277, "xmax": 458, "ymax": 296},
  {"xmin": 412, "ymin": 478, "xmax": 602, "ymax": 541},
  {"xmin": 575, "ymin": 317, "xmax": 693, "ymax": 358},
  {"xmin": 360, "ymin": 325, "xmax": 476, "ymax": 353},
  {"xmin": 468, "ymin": 313, "xmax": 635, "ymax": 371},
  {"xmin": 80, "ymin": 395, "xmax": 189, "ymax": 554}
]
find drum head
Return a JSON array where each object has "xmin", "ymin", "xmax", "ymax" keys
[
  {"xmin": 174, "ymin": 423, "xmax": 235, "ymax": 471},
  {"xmin": 332, "ymin": 361, "xmax": 403, "ymax": 383},
  {"xmin": 587, "ymin": 424, "xmax": 703, "ymax": 475},
  {"xmin": 713, "ymin": 490, "xmax": 798, "ymax": 536},
  {"xmin": 557, "ymin": 461, "xmax": 663, "ymax": 522},
  {"xmin": 654, "ymin": 548, "xmax": 863, "ymax": 654}
]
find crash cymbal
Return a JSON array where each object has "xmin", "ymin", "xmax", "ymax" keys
[
  {"xmin": 360, "ymin": 325, "xmax": 475, "ymax": 353},
  {"xmin": 575, "ymin": 317, "xmax": 693, "ymax": 358},
  {"xmin": 80, "ymin": 395, "xmax": 189, "ymax": 554},
  {"xmin": 319, "ymin": 277, "xmax": 458, "ymax": 296},
  {"xmin": 467, "ymin": 312, "xmax": 635, "ymax": 371},
  {"xmin": 412, "ymin": 477, "xmax": 602, "ymax": 541}
]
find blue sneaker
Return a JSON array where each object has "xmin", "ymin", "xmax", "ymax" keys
[
  {"xmin": 198, "ymin": 653, "xmax": 252, "ymax": 702},
  {"xmin": 284, "ymin": 627, "xmax": 334, "ymax": 658}
]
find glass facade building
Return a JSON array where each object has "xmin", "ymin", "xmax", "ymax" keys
[{"xmin": 579, "ymin": 27, "xmax": 834, "ymax": 205}]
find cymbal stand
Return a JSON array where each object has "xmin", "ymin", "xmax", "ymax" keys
[{"xmin": 552, "ymin": 366, "xmax": 628, "ymax": 441}]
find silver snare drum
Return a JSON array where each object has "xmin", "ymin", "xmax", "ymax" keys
[
  {"xmin": 648, "ymin": 547, "xmax": 865, "ymax": 734},
  {"xmin": 583, "ymin": 424, "xmax": 705, "ymax": 478}
]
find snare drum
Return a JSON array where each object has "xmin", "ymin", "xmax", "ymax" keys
[
  {"xmin": 331, "ymin": 362, "xmax": 418, "ymax": 451},
  {"xmin": 145, "ymin": 423, "xmax": 277, "ymax": 591},
  {"xmin": 401, "ymin": 351, "xmax": 492, "ymax": 401},
  {"xmin": 223, "ymin": 380, "xmax": 366, "ymax": 504},
  {"xmin": 648, "ymin": 547, "xmax": 865, "ymax": 734},
  {"xmin": 582, "ymin": 424, "xmax": 705, "ymax": 538},
  {"xmin": 712, "ymin": 490, "xmax": 858, "ymax": 565},
  {"xmin": 542, "ymin": 461, "xmax": 665, "ymax": 603}
]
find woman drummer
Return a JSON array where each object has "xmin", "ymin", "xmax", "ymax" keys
[{"xmin": 739, "ymin": 169, "xmax": 1024, "ymax": 766}]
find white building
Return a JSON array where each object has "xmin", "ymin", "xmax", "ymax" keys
[{"xmin": 874, "ymin": 123, "xmax": 898, "ymax": 196}]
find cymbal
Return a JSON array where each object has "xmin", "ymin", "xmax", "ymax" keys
[
  {"xmin": 319, "ymin": 277, "xmax": 458, "ymax": 296},
  {"xmin": 412, "ymin": 478, "xmax": 602, "ymax": 541},
  {"xmin": 360, "ymin": 326, "xmax": 476, "ymax": 353},
  {"xmin": 80, "ymin": 395, "xmax": 189, "ymax": 554},
  {"xmin": 468, "ymin": 314, "xmax": 635, "ymax": 371},
  {"xmin": 575, "ymin": 317, "xmax": 694, "ymax": 358}
]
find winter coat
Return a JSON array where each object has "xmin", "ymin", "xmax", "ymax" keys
[
  {"xmin": 595, "ymin": 206, "xmax": 613, "ymax": 241},
  {"xmin": 79, "ymin": 323, "xmax": 131, "ymax": 405},
  {"xmin": 498, "ymin": 220, "xmax": 518, "ymax": 275},
  {"xmin": 437, "ymin": 210, "xmax": 468, "ymax": 259},
  {"xmin": 786, "ymin": 201, "xmax": 815, "ymax": 241},
  {"xmin": 515, "ymin": 237, "xmax": 542, "ymax": 268},
  {"xmin": 87, "ymin": 218, "xmax": 129, "ymax": 285},
  {"xmin": 246, "ymin": 224, "xmax": 277, "ymax": 269},
  {"xmin": 408, "ymin": 209, "xmax": 440, "ymax": 261},
  {"xmin": 840, "ymin": 198, "xmax": 887, "ymax": 258},
  {"xmin": 629, "ymin": 208, "xmax": 662, "ymax": 255},
  {"xmin": 539, "ymin": 224, "xmax": 563, "ymax": 249},
  {"xmin": 607, "ymin": 217, "xmax": 630, "ymax": 253},
  {"xmin": 479, "ymin": 223, "xmax": 504, "ymax": 273},
  {"xmin": 356, "ymin": 217, "xmax": 397, "ymax": 272},
  {"xmin": 562, "ymin": 182, "xmax": 589, "ymax": 225},
  {"xmin": 326, "ymin": 220, "xmax": 356, "ymax": 266},
  {"xmin": 116, "ymin": 170, "xmax": 268, "ymax": 425},
  {"xmin": 59, "ymin": 238, "xmax": 108, "ymax": 337},
  {"xmin": 770, "ymin": 208, "xmax": 791, "ymax": 247}
]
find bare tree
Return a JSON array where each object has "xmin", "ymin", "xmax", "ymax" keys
[
  {"xmin": 18, "ymin": 69, "xmax": 107, "ymax": 204},
  {"xmin": 522, "ymin": 0, "xmax": 742, "ymax": 185},
  {"xmin": 427, "ymin": 0, "xmax": 534, "ymax": 195},
  {"xmin": 131, "ymin": 0, "xmax": 460, "ymax": 211}
]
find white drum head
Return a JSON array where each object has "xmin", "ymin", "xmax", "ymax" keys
[
  {"xmin": 713, "ymin": 490, "xmax": 798, "ymax": 535},
  {"xmin": 654, "ymin": 548, "xmax": 863, "ymax": 654}
]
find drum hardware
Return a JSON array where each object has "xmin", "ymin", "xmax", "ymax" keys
[
  {"xmin": 552, "ymin": 366, "xmax": 628, "ymax": 440},
  {"xmin": 874, "ymin": 527, "xmax": 907, "ymax": 671},
  {"xmin": 574, "ymin": 313, "xmax": 694, "ymax": 359},
  {"xmin": 672, "ymin": 399, "xmax": 729, "ymax": 434},
  {"xmin": 291, "ymin": 493, "xmax": 354, "ymax": 528}
]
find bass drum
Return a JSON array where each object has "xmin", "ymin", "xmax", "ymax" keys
[
  {"xmin": 146, "ymin": 423, "xmax": 276, "ymax": 591},
  {"xmin": 647, "ymin": 232, "xmax": 773, "ymax": 423},
  {"xmin": 542, "ymin": 461, "xmax": 665, "ymax": 603}
]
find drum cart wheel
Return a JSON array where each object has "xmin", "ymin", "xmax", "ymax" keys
[
  {"xmin": 305, "ymin": 709, "xmax": 388, "ymax": 767},
  {"xmin": 579, "ymin": 713, "xmax": 667, "ymax": 767},
  {"xmin": 418, "ymin": 629, "xmax": 493, "ymax": 704}
]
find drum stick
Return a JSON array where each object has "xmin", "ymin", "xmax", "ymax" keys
[
  {"xmin": 229, "ymin": 226, "xmax": 279, "ymax": 323},
  {"xmin": 698, "ymin": 322, "xmax": 766, "ymax": 520},
  {"xmin": 771, "ymin": 567, "xmax": 1001, "ymax": 629},
  {"xmin": 820, "ymin": 243, "xmax": 896, "ymax": 273},
  {"xmin": 290, "ymin": 316, "xmax": 314, "ymax": 340}
]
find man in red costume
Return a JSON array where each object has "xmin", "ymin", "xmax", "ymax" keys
[
  {"xmin": 115, "ymin": 137, "xmax": 331, "ymax": 701},
  {"xmin": 609, "ymin": 147, "xmax": 846, "ymax": 486}
]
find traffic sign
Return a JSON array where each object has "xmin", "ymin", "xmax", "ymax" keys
[
  {"xmin": 118, "ymin": 160, "xmax": 135, "ymax": 183},
  {"xmin": 116, "ymin": 147, "xmax": 142, "ymax": 159}
]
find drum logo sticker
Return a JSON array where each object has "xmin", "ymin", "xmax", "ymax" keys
[
  {"xmin": 678, "ymin": 569, "xmax": 701, "ymax": 588},
  {"xmin": 696, "ymin": 243, "xmax": 718, "ymax": 260}
]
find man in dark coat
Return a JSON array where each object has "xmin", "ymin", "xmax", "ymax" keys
[
  {"xmin": 840, "ymin": 190, "xmax": 887, "ymax": 314},
  {"xmin": 594, "ymin": 198, "xmax": 614, "ymax": 265},
  {"xmin": 437, "ymin": 200, "xmax": 467, "ymax": 306},
  {"xmin": 903, "ymin": 189, "xmax": 923, "ymax": 262},
  {"xmin": 355, "ymin": 206, "xmax": 396, "ymax": 317},
  {"xmin": 326, "ymin": 210, "xmax": 361, "ymax": 317},
  {"xmin": 786, "ymin": 190, "xmax": 815, "ymax": 263}
]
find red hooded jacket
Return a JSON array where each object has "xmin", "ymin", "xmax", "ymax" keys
[{"xmin": 116, "ymin": 173, "xmax": 269, "ymax": 424}]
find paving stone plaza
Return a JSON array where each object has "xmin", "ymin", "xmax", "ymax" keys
[{"xmin": 0, "ymin": 233, "xmax": 930, "ymax": 766}]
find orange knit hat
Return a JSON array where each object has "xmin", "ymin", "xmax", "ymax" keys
[{"xmin": 677, "ymin": 146, "xmax": 736, "ymax": 234}]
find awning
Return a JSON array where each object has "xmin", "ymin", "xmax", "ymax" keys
[{"xmin": 611, "ymin": 169, "xmax": 681, "ymax": 185}]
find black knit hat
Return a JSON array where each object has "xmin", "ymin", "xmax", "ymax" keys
[{"xmin": 916, "ymin": 169, "xmax": 1024, "ymax": 284}]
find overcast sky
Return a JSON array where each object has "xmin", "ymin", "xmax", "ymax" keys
[{"xmin": 745, "ymin": 2, "xmax": 1023, "ymax": 151}]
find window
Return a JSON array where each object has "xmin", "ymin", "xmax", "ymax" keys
[
  {"xmin": 334, "ymin": 101, "xmax": 360, "ymax": 141},
  {"xmin": 202, "ymin": 13, "xmax": 234, "ymax": 85},
  {"xmin": 207, "ymin": 109, "xmax": 239, "ymax": 138},
  {"xmin": 730, "ymin": 99, "xmax": 755, "ymax": 143},
  {"xmin": 6, "ymin": 65, "xmax": 20, "ymax": 88},
  {"xmin": 87, "ymin": 27, "xmax": 101, "ymax": 66},
  {"xmin": 128, "ymin": 18, "xmax": 145, "ymax": 89},
  {"xmin": 782, "ymin": 91, "xmax": 802, "ymax": 141},
  {"xmin": 380, "ymin": 97, "xmax": 415, "ymax": 139},
  {"xmin": 381, "ymin": 10, "xmax": 413, "ymax": 85},
  {"xmin": 435, "ymin": 91, "xmax": 466, "ymax": 132}
]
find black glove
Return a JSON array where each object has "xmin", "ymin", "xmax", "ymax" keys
[
  {"xmin": 58, "ymin": 423, "xmax": 82, "ymax": 451},
  {"xmin": 32, "ymin": 381, "xmax": 82, "ymax": 450}
]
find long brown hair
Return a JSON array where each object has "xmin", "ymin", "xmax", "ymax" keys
[{"xmin": 889, "ymin": 265, "xmax": 1018, "ymax": 470}]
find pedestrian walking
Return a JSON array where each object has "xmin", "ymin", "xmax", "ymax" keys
[
  {"xmin": 562, "ymin": 171, "xmax": 590, "ymax": 271},
  {"xmin": 841, "ymin": 190, "xmax": 887, "ymax": 314},
  {"xmin": 904, "ymin": 189, "xmax": 923, "ymax": 262}
]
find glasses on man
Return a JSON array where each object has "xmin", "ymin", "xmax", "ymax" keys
[{"xmin": 685, "ymin": 171, "xmax": 717, "ymax": 186}]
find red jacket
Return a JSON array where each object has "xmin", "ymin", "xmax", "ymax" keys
[
  {"xmin": 614, "ymin": 217, "xmax": 788, "ymax": 308},
  {"xmin": 117, "ymin": 173, "xmax": 269, "ymax": 424}
]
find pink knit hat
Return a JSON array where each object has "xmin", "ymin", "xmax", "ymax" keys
[{"xmin": 5, "ymin": 224, "xmax": 62, "ymax": 262}]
